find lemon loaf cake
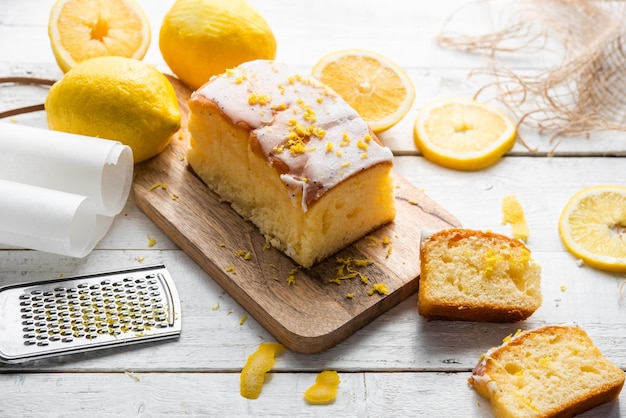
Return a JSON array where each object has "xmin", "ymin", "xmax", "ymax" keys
[
  {"xmin": 418, "ymin": 229, "xmax": 542, "ymax": 322},
  {"xmin": 187, "ymin": 60, "xmax": 396, "ymax": 268},
  {"xmin": 469, "ymin": 325, "xmax": 625, "ymax": 418}
]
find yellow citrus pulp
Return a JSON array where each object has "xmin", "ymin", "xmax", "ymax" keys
[
  {"xmin": 159, "ymin": 0, "xmax": 277, "ymax": 90},
  {"xmin": 558, "ymin": 185, "xmax": 626, "ymax": 272},
  {"xmin": 312, "ymin": 49, "xmax": 415, "ymax": 133},
  {"xmin": 48, "ymin": 0, "xmax": 151, "ymax": 73},
  {"xmin": 45, "ymin": 56, "xmax": 181, "ymax": 164},
  {"xmin": 413, "ymin": 97, "xmax": 516, "ymax": 171}
]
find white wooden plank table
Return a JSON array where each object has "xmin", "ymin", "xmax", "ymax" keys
[{"xmin": 1, "ymin": 1, "xmax": 625, "ymax": 417}]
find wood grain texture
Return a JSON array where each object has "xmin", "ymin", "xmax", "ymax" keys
[{"xmin": 133, "ymin": 77, "xmax": 460, "ymax": 353}]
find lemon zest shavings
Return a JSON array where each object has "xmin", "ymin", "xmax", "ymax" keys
[
  {"xmin": 368, "ymin": 283, "xmax": 390, "ymax": 296},
  {"xmin": 304, "ymin": 370, "xmax": 340, "ymax": 404},
  {"xmin": 240, "ymin": 342, "xmax": 285, "ymax": 400},
  {"xmin": 502, "ymin": 194, "xmax": 530, "ymax": 242}
]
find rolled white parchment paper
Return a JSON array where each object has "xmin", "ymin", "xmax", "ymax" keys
[{"xmin": 0, "ymin": 123, "xmax": 133, "ymax": 257}]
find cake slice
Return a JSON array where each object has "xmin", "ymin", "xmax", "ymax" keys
[
  {"xmin": 418, "ymin": 228, "xmax": 542, "ymax": 322},
  {"xmin": 186, "ymin": 60, "xmax": 396, "ymax": 268},
  {"xmin": 469, "ymin": 325, "xmax": 625, "ymax": 418}
]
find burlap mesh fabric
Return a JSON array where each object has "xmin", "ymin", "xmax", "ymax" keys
[{"xmin": 437, "ymin": 0, "xmax": 626, "ymax": 152}]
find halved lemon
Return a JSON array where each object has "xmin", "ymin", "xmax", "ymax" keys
[
  {"xmin": 413, "ymin": 97, "xmax": 516, "ymax": 171},
  {"xmin": 312, "ymin": 49, "xmax": 415, "ymax": 133},
  {"xmin": 48, "ymin": 0, "xmax": 151, "ymax": 73},
  {"xmin": 558, "ymin": 185, "xmax": 626, "ymax": 272}
]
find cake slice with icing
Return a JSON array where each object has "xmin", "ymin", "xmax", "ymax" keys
[{"xmin": 186, "ymin": 60, "xmax": 396, "ymax": 267}]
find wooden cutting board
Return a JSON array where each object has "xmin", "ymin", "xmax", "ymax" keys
[{"xmin": 133, "ymin": 76, "xmax": 461, "ymax": 353}]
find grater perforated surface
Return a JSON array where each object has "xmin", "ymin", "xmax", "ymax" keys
[{"xmin": 0, "ymin": 264, "xmax": 181, "ymax": 363}]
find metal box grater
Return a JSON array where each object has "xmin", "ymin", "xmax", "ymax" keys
[{"xmin": 0, "ymin": 264, "xmax": 181, "ymax": 363}]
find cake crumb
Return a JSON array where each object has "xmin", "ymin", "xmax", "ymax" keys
[
  {"xmin": 226, "ymin": 265, "xmax": 236, "ymax": 274},
  {"xmin": 560, "ymin": 285, "xmax": 567, "ymax": 292},
  {"xmin": 212, "ymin": 302, "xmax": 220, "ymax": 311},
  {"xmin": 136, "ymin": 256, "xmax": 145, "ymax": 263},
  {"xmin": 346, "ymin": 293, "xmax": 354, "ymax": 299},
  {"xmin": 240, "ymin": 314, "xmax": 248, "ymax": 325}
]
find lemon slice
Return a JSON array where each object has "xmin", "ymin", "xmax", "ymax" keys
[
  {"xmin": 558, "ymin": 185, "xmax": 626, "ymax": 272},
  {"xmin": 48, "ymin": 0, "xmax": 151, "ymax": 73},
  {"xmin": 312, "ymin": 49, "xmax": 416, "ymax": 133},
  {"xmin": 413, "ymin": 97, "xmax": 516, "ymax": 171}
]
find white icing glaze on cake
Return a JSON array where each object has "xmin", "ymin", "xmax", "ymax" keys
[{"xmin": 193, "ymin": 59, "xmax": 393, "ymax": 212}]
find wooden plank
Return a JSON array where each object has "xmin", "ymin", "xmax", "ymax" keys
[
  {"xmin": 132, "ymin": 76, "xmax": 460, "ymax": 353},
  {"xmin": 0, "ymin": 370, "xmax": 622, "ymax": 417},
  {"xmin": 0, "ymin": 249, "xmax": 624, "ymax": 373}
]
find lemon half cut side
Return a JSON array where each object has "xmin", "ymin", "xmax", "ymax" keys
[
  {"xmin": 48, "ymin": 0, "xmax": 151, "ymax": 73},
  {"xmin": 558, "ymin": 185, "xmax": 626, "ymax": 272},
  {"xmin": 312, "ymin": 49, "xmax": 416, "ymax": 133},
  {"xmin": 413, "ymin": 97, "xmax": 516, "ymax": 171}
]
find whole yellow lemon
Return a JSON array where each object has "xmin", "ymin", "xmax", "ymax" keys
[
  {"xmin": 159, "ymin": 0, "xmax": 277, "ymax": 90},
  {"xmin": 45, "ymin": 56, "xmax": 181, "ymax": 164}
]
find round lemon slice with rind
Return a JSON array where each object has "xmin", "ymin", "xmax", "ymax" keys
[
  {"xmin": 312, "ymin": 49, "xmax": 416, "ymax": 133},
  {"xmin": 558, "ymin": 185, "xmax": 626, "ymax": 272},
  {"xmin": 413, "ymin": 97, "xmax": 516, "ymax": 171}
]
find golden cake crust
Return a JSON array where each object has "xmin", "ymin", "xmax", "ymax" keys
[
  {"xmin": 469, "ymin": 325, "xmax": 625, "ymax": 418},
  {"xmin": 418, "ymin": 228, "xmax": 542, "ymax": 322}
]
